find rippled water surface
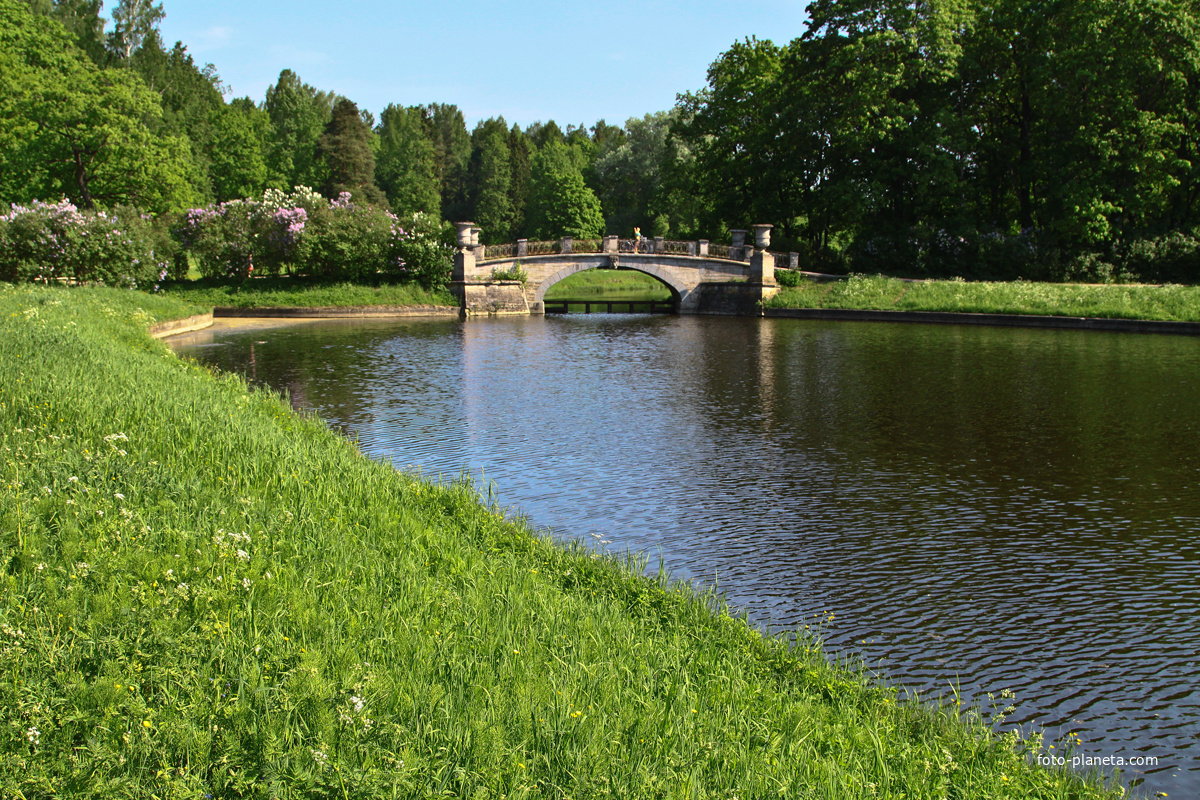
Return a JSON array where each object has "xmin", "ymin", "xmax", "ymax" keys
[{"xmin": 174, "ymin": 314, "xmax": 1200, "ymax": 796}]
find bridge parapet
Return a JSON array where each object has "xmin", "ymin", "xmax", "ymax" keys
[{"xmin": 474, "ymin": 231, "xmax": 795, "ymax": 266}]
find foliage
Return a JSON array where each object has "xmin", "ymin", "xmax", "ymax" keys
[
  {"xmin": 489, "ymin": 262, "xmax": 528, "ymax": 282},
  {"xmin": 298, "ymin": 193, "xmax": 397, "ymax": 281},
  {"xmin": 0, "ymin": 199, "xmax": 168, "ymax": 288},
  {"xmin": 175, "ymin": 189, "xmax": 450, "ymax": 288},
  {"xmin": 375, "ymin": 104, "xmax": 441, "ymax": 216},
  {"xmin": 0, "ymin": 284, "xmax": 1122, "ymax": 799},
  {"xmin": 675, "ymin": 1, "xmax": 1200, "ymax": 281},
  {"xmin": 176, "ymin": 187, "xmax": 321, "ymax": 280},
  {"xmin": 389, "ymin": 211, "xmax": 453, "ymax": 290},
  {"xmin": 0, "ymin": 0, "xmax": 199, "ymax": 212},
  {"xmin": 775, "ymin": 266, "xmax": 804, "ymax": 287},
  {"xmin": 525, "ymin": 141, "xmax": 605, "ymax": 240}
]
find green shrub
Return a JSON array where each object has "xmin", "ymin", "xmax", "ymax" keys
[
  {"xmin": 1120, "ymin": 233, "xmax": 1200, "ymax": 283},
  {"xmin": 298, "ymin": 194, "xmax": 394, "ymax": 281},
  {"xmin": 775, "ymin": 267, "xmax": 803, "ymax": 287},
  {"xmin": 490, "ymin": 262, "xmax": 529, "ymax": 282},
  {"xmin": 176, "ymin": 190, "xmax": 451, "ymax": 288}
]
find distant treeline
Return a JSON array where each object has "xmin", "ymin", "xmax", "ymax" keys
[
  {"xmin": 1, "ymin": 0, "xmax": 695, "ymax": 246},
  {"xmin": 6, "ymin": 0, "xmax": 1200, "ymax": 282},
  {"xmin": 676, "ymin": 1, "xmax": 1200, "ymax": 282}
]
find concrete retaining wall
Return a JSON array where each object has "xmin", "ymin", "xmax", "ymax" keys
[{"xmin": 148, "ymin": 313, "xmax": 214, "ymax": 338}]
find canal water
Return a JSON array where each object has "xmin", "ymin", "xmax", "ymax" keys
[{"xmin": 173, "ymin": 313, "xmax": 1200, "ymax": 796}]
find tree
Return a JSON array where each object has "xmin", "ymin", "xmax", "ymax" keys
[
  {"xmin": 675, "ymin": 37, "xmax": 785, "ymax": 234},
  {"xmin": 108, "ymin": 0, "xmax": 163, "ymax": 62},
  {"xmin": 208, "ymin": 99, "xmax": 270, "ymax": 202},
  {"xmin": 525, "ymin": 140, "xmax": 605, "ymax": 239},
  {"xmin": 425, "ymin": 103, "xmax": 471, "ymax": 221},
  {"xmin": 507, "ymin": 124, "xmax": 533, "ymax": 239},
  {"xmin": 131, "ymin": 32, "xmax": 226, "ymax": 202},
  {"xmin": 49, "ymin": 0, "xmax": 105, "ymax": 63},
  {"xmin": 0, "ymin": 0, "xmax": 198, "ymax": 211},
  {"xmin": 468, "ymin": 118, "xmax": 512, "ymax": 243},
  {"xmin": 375, "ymin": 103, "xmax": 440, "ymax": 215},
  {"xmin": 263, "ymin": 69, "xmax": 334, "ymax": 190},
  {"xmin": 317, "ymin": 98, "xmax": 384, "ymax": 204},
  {"xmin": 594, "ymin": 112, "xmax": 672, "ymax": 236}
]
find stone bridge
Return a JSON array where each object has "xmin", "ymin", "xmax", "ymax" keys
[{"xmin": 450, "ymin": 224, "xmax": 795, "ymax": 316}]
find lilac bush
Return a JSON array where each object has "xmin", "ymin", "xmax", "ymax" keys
[{"xmin": 0, "ymin": 200, "xmax": 165, "ymax": 288}]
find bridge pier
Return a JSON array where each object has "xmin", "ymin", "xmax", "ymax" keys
[{"xmin": 450, "ymin": 221, "xmax": 530, "ymax": 316}]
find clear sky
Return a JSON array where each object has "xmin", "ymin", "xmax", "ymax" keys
[{"xmin": 157, "ymin": 0, "xmax": 809, "ymax": 130}]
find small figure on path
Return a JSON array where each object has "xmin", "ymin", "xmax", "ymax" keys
[{"xmin": 632, "ymin": 226, "xmax": 642, "ymax": 253}]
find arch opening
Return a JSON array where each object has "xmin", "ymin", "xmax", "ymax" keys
[{"xmin": 538, "ymin": 265, "xmax": 681, "ymax": 314}]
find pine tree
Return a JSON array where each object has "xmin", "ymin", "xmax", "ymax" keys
[{"xmin": 317, "ymin": 98, "xmax": 384, "ymax": 204}]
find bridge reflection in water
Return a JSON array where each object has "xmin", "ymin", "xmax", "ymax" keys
[{"xmin": 542, "ymin": 299, "xmax": 677, "ymax": 315}]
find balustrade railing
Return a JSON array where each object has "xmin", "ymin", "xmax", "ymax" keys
[
  {"xmin": 573, "ymin": 238, "xmax": 603, "ymax": 253},
  {"xmin": 476, "ymin": 236, "xmax": 776, "ymax": 263},
  {"xmin": 526, "ymin": 240, "xmax": 558, "ymax": 256},
  {"xmin": 482, "ymin": 242, "xmax": 517, "ymax": 260}
]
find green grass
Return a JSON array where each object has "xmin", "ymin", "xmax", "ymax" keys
[
  {"xmin": 164, "ymin": 277, "xmax": 456, "ymax": 309},
  {"xmin": 0, "ymin": 282, "xmax": 1122, "ymax": 798},
  {"xmin": 767, "ymin": 273, "xmax": 1200, "ymax": 321},
  {"xmin": 544, "ymin": 269, "xmax": 674, "ymax": 303}
]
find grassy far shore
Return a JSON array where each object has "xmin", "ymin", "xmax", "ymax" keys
[
  {"xmin": 158, "ymin": 270, "xmax": 1200, "ymax": 327},
  {"xmin": 163, "ymin": 277, "xmax": 456, "ymax": 309},
  {"xmin": 544, "ymin": 269, "xmax": 674, "ymax": 303},
  {"xmin": 0, "ymin": 283, "xmax": 1121, "ymax": 798},
  {"xmin": 768, "ymin": 273, "xmax": 1200, "ymax": 322}
]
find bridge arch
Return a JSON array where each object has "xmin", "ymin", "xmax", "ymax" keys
[{"xmin": 533, "ymin": 262, "xmax": 686, "ymax": 305}]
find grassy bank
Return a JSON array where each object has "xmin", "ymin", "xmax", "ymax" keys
[
  {"xmin": 0, "ymin": 284, "xmax": 1119, "ymax": 799},
  {"xmin": 544, "ymin": 269, "xmax": 674, "ymax": 303},
  {"xmin": 164, "ymin": 277, "xmax": 456, "ymax": 309},
  {"xmin": 768, "ymin": 273, "xmax": 1200, "ymax": 321}
]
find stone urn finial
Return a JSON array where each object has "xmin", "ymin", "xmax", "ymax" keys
[
  {"xmin": 454, "ymin": 222, "xmax": 476, "ymax": 248},
  {"xmin": 753, "ymin": 224, "xmax": 773, "ymax": 248}
]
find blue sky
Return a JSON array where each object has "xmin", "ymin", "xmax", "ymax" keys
[{"xmin": 157, "ymin": 0, "xmax": 809, "ymax": 130}]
